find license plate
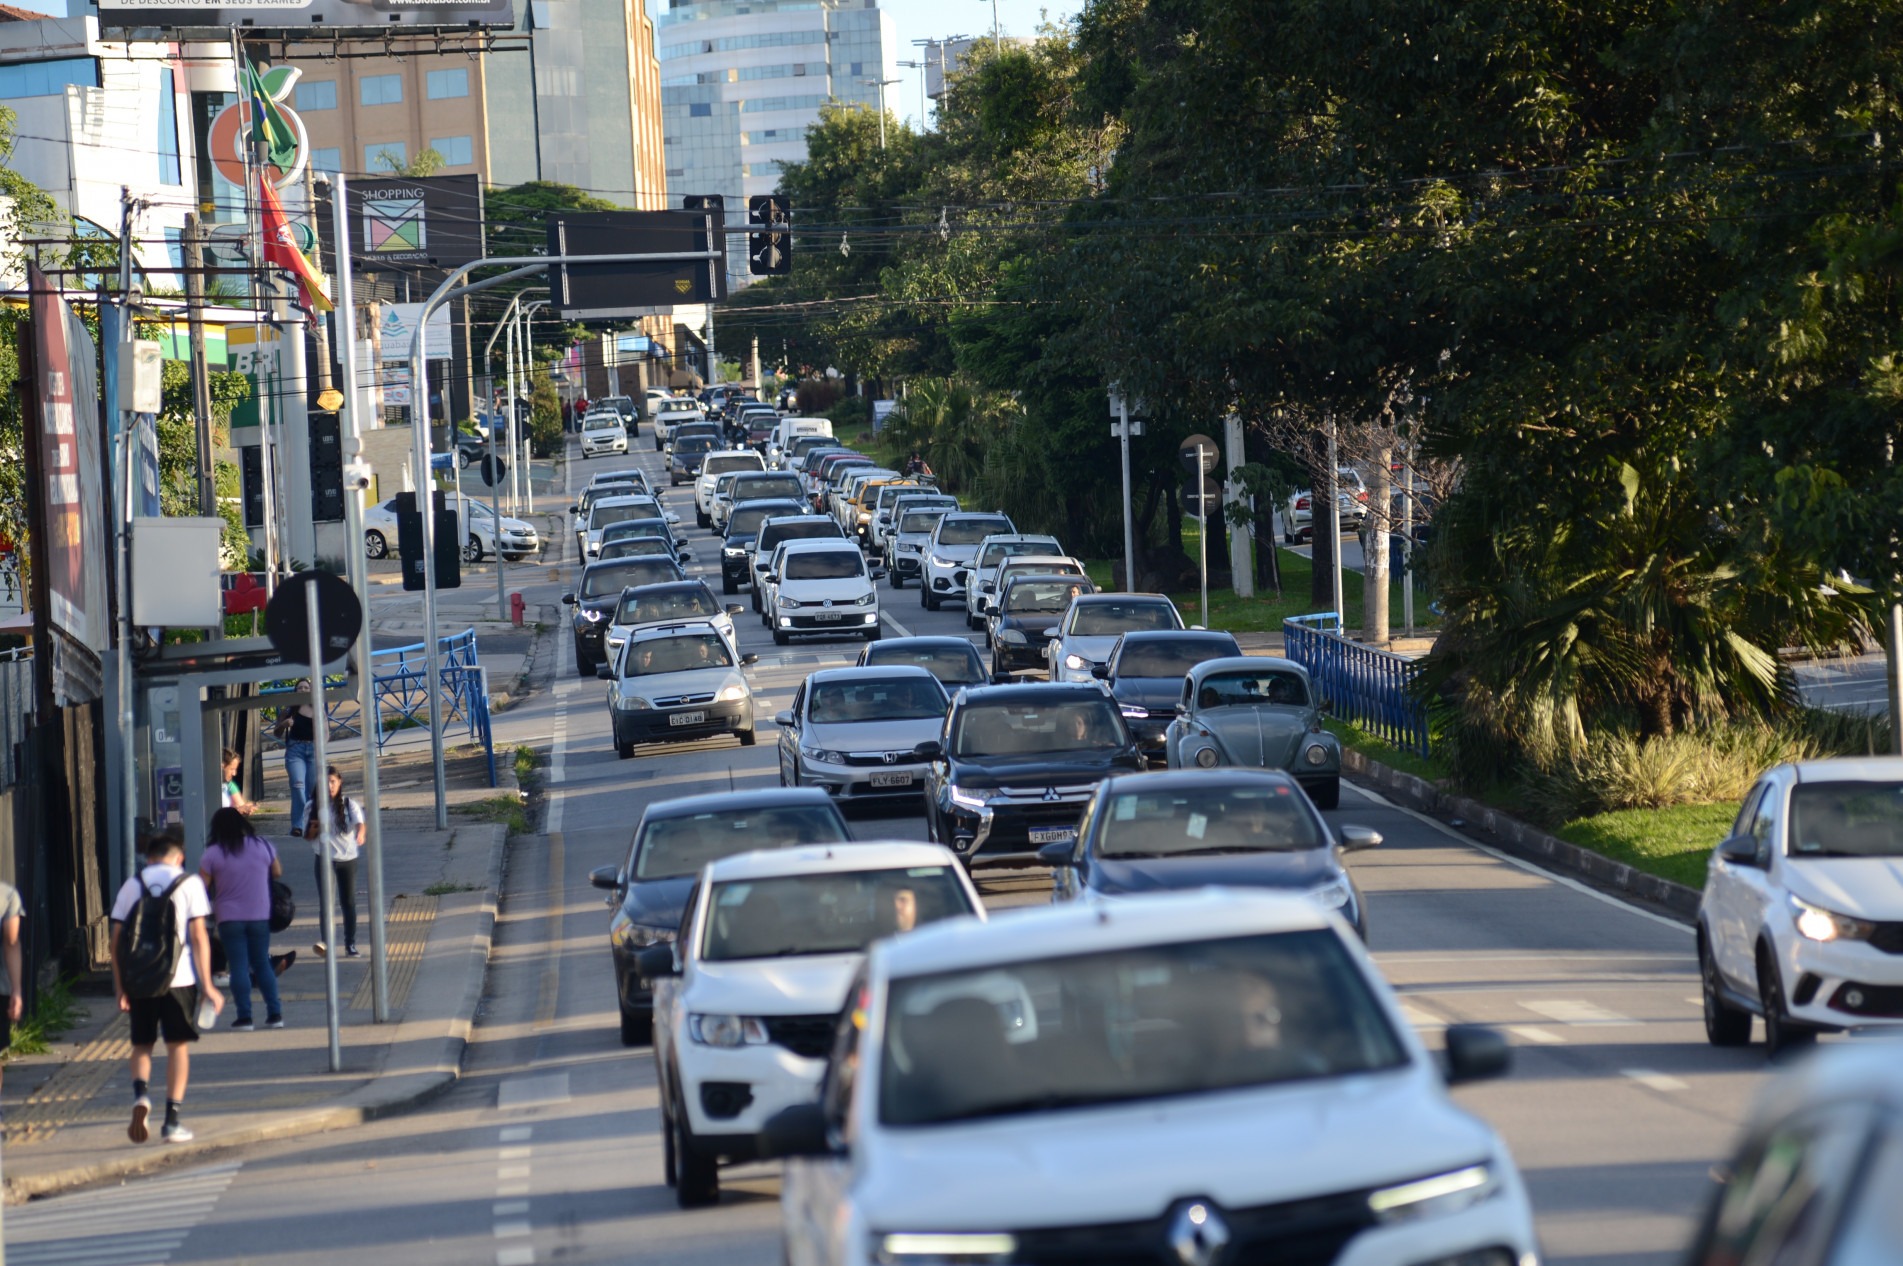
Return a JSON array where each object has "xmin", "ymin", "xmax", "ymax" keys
[
  {"xmin": 668, "ymin": 711, "xmax": 705, "ymax": 727},
  {"xmin": 814, "ymin": 612, "xmax": 844, "ymax": 622},
  {"xmin": 1029, "ymin": 828, "xmax": 1076, "ymax": 845},
  {"xmin": 869, "ymin": 770, "xmax": 913, "ymax": 788}
]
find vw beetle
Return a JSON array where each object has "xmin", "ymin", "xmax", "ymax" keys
[{"xmin": 1164, "ymin": 657, "xmax": 1343, "ymax": 808}]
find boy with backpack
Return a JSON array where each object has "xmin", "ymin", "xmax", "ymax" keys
[{"xmin": 110, "ymin": 829, "xmax": 223, "ymax": 1144}]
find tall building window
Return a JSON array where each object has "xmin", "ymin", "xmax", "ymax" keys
[
  {"xmin": 365, "ymin": 141, "xmax": 407, "ymax": 171},
  {"xmin": 850, "ymin": 61, "xmax": 863, "ymax": 75},
  {"xmin": 430, "ymin": 135, "xmax": 474, "ymax": 166},
  {"xmin": 295, "ymin": 79, "xmax": 337, "ymax": 111},
  {"xmin": 688, "ymin": 102, "xmax": 712, "ymax": 117},
  {"xmin": 157, "ymin": 72, "xmax": 181, "ymax": 185},
  {"xmin": 360, "ymin": 74, "xmax": 403, "ymax": 107},
  {"xmin": 310, "ymin": 147, "xmax": 342, "ymax": 173},
  {"xmin": 426, "ymin": 68, "xmax": 469, "ymax": 100}
]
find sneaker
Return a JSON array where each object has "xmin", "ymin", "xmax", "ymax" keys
[
  {"xmin": 312, "ymin": 942, "xmax": 327, "ymax": 959},
  {"xmin": 161, "ymin": 1121, "xmax": 194, "ymax": 1144},
  {"xmin": 345, "ymin": 946, "xmax": 362, "ymax": 959},
  {"xmin": 128, "ymin": 1096, "xmax": 151, "ymax": 1144},
  {"xmin": 265, "ymin": 1015, "xmax": 285, "ymax": 1029},
  {"xmin": 271, "ymin": 951, "xmax": 296, "ymax": 977},
  {"xmin": 230, "ymin": 1017, "xmax": 255, "ymax": 1032}
]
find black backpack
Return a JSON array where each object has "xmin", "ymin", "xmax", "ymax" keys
[{"xmin": 120, "ymin": 873, "xmax": 188, "ymax": 999}]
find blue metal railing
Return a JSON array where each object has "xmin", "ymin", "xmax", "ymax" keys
[{"xmin": 1283, "ymin": 615, "xmax": 1429, "ymax": 756}]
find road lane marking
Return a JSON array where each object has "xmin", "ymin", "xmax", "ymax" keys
[
  {"xmin": 1524, "ymin": 999, "xmax": 1636, "ymax": 1026},
  {"xmin": 535, "ymin": 830, "xmax": 563, "ymax": 1031},
  {"xmin": 882, "ymin": 609, "xmax": 914, "ymax": 637},
  {"xmin": 495, "ymin": 1221, "xmax": 533, "ymax": 1237},
  {"xmin": 1397, "ymin": 1002, "xmax": 1444, "ymax": 1031},
  {"xmin": 1623, "ymin": 1068, "xmax": 1689, "ymax": 1092},
  {"xmin": 1508, "ymin": 1026, "xmax": 1565, "ymax": 1045},
  {"xmin": 495, "ymin": 1200, "xmax": 531, "ymax": 1215},
  {"xmin": 500, "ymin": 1126, "xmax": 533, "ymax": 1142},
  {"xmin": 4, "ymin": 1163, "xmax": 241, "ymax": 1266},
  {"xmin": 500, "ymin": 1146, "xmax": 533, "ymax": 1160},
  {"xmin": 497, "ymin": 1249, "xmax": 536, "ymax": 1266}
]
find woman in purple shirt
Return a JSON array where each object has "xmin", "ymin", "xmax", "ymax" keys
[{"xmin": 199, "ymin": 808, "xmax": 284, "ymax": 1031}]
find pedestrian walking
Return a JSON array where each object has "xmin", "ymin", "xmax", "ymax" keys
[
  {"xmin": 219, "ymin": 746, "xmax": 257, "ymax": 816},
  {"xmin": 274, "ymin": 689, "xmax": 317, "ymax": 833},
  {"xmin": 199, "ymin": 808, "xmax": 285, "ymax": 1032},
  {"xmin": 306, "ymin": 765, "xmax": 366, "ymax": 959},
  {"xmin": 110, "ymin": 829, "xmax": 222, "ymax": 1144},
  {"xmin": 0, "ymin": 874, "xmax": 23, "ymax": 1110}
]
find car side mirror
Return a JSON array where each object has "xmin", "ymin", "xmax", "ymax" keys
[
  {"xmin": 1443, "ymin": 1024, "xmax": 1511, "ymax": 1084},
  {"xmin": 913, "ymin": 739, "xmax": 943, "ymax": 761},
  {"xmin": 870, "ymin": 567, "xmax": 887, "ymax": 580},
  {"xmin": 636, "ymin": 944, "xmax": 680, "ymax": 979},
  {"xmin": 774, "ymin": 710, "xmax": 795, "ymax": 727},
  {"xmin": 726, "ymin": 604, "xmax": 745, "ymax": 616},
  {"xmin": 1338, "ymin": 825, "xmax": 1382, "ymax": 851},
  {"xmin": 1717, "ymin": 834, "xmax": 1760, "ymax": 867},
  {"xmin": 679, "ymin": 551, "xmax": 694, "ymax": 563},
  {"xmin": 587, "ymin": 865, "xmax": 623, "ymax": 891},
  {"xmin": 1042, "ymin": 627, "xmax": 1060, "ymax": 640},
  {"xmin": 568, "ymin": 504, "xmax": 578, "ymax": 514},
  {"xmin": 758, "ymin": 1103, "xmax": 838, "ymax": 1159},
  {"xmin": 562, "ymin": 593, "xmax": 576, "ymax": 605},
  {"xmin": 738, "ymin": 653, "xmax": 760, "ymax": 667},
  {"xmin": 596, "ymin": 666, "xmax": 614, "ymax": 680},
  {"xmin": 1036, "ymin": 841, "xmax": 1077, "ymax": 868},
  {"xmin": 1174, "ymin": 703, "xmax": 1188, "ymax": 716},
  {"xmin": 1090, "ymin": 663, "xmax": 1110, "ymax": 679}
]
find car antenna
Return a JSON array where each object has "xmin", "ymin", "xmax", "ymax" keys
[{"xmin": 728, "ymin": 765, "xmax": 735, "ymax": 794}]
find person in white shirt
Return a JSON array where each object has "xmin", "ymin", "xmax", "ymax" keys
[
  {"xmin": 306, "ymin": 765, "xmax": 367, "ymax": 959},
  {"xmin": 109, "ymin": 829, "xmax": 223, "ymax": 1145}
]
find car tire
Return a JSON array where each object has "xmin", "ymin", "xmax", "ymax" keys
[
  {"xmin": 889, "ymin": 568, "xmax": 904, "ymax": 590},
  {"xmin": 1758, "ymin": 944, "xmax": 1816, "ymax": 1058},
  {"xmin": 697, "ymin": 511, "xmax": 711, "ymax": 529},
  {"xmin": 673, "ymin": 1099, "xmax": 720, "ymax": 1208},
  {"xmin": 965, "ymin": 611, "xmax": 980, "ymax": 630},
  {"xmin": 662, "ymin": 1095, "xmax": 678, "ymax": 1187},
  {"xmin": 1307, "ymin": 777, "xmax": 1340, "ymax": 810},
  {"xmin": 751, "ymin": 588, "xmax": 762, "ymax": 612},
  {"xmin": 924, "ymin": 588, "xmax": 940, "ymax": 612},
  {"xmin": 722, "ymin": 574, "xmax": 737, "ymax": 595},
  {"xmin": 365, "ymin": 530, "xmax": 389, "ymax": 559},
  {"xmin": 463, "ymin": 535, "xmax": 483, "ymax": 564},
  {"xmin": 619, "ymin": 1004, "xmax": 650, "ymax": 1047},
  {"xmin": 738, "ymin": 729, "xmax": 757, "ymax": 747},
  {"xmin": 773, "ymin": 630, "xmax": 790, "ymax": 646},
  {"xmin": 616, "ymin": 737, "xmax": 634, "ymax": 759},
  {"xmin": 575, "ymin": 641, "xmax": 594, "ymax": 678},
  {"xmin": 1700, "ymin": 934, "xmax": 1752, "ymax": 1047},
  {"xmin": 654, "ymin": 435, "xmax": 663, "ymax": 451}
]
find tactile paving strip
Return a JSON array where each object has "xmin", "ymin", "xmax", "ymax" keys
[{"xmin": 347, "ymin": 894, "xmax": 438, "ymax": 1012}]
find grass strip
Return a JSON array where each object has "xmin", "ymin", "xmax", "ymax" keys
[
  {"xmin": 1554, "ymin": 802, "xmax": 1733, "ymax": 891},
  {"xmin": 9, "ymin": 976, "xmax": 85, "ymax": 1058},
  {"xmin": 458, "ymin": 794, "xmax": 530, "ymax": 836}
]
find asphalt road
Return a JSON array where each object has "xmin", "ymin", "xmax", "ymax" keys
[{"xmin": 11, "ymin": 433, "xmax": 1784, "ymax": 1266}]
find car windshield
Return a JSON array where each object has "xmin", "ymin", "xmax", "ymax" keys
[
  {"xmin": 599, "ymin": 539, "xmax": 670, "ymax": 560},
  {"xmin": 979, "ymin": 540, "xmax": 1057, "ymax": 568},
  {"xmin": 581, "ymin": 485, "xmax": 639, "ymax": 512},
  {"xmin": 1787, "ymin": 781, "xmax": 1903, "ymax": 858},
  {"xmin": 580, "ymin": 559, "xmax": 679, "ymax": 597},
  {"xmin": 1197, "ymin": 670, "xmax": 1310, "ymax": 709},
  {"xmin": 584, "ymin": 415, "xmax": 620, "ymax": 431},
  {"xmin": 675, "ymin": 437, "xmax": 714, "ymax": 455},
  {"xmin": 808, "ymin": 677, "xmax": 947, "ymax": 724},
  {"xmin": 590, "ymin": 504, "xmax": 652, "ymax": 529},
  {"xmin": 1003, "ymin": 562, "xmax": 1082, "ymax": 585},
  {"xmin": 702, "ymin": 867, "xmax": 972, "ymax": 960},
  {"xmin": 879, "ymin": 930, "xmax": 1407, "ymax": 1126},
  {"xmin": 616, "ymin": 588, "xmax": 722, "ymax": 624},
  {"xmin": 622, "ymin": 634, "xmax": 733, "ymax": 676},
  {"xmin": 660, "ymin": 401, "xmax": 696, "ymax": 413},
  {"xmin": 1097, "ymin": 783, "xmax": 1323, "ymax": 858},
  {"xmin": 634, "ymin": 807, "xmax": 847, "ymax": 879},
  {"xmin": 727, "ymin": 506, "xmax": 785, "ymax": 537},
  {"xmin": 737, "ymin": 476, "xmax": 805, "ymax": 501},
  {"xmin": 1071, "ymin": 601, "xmax": 1178, "ymax": 637},
  {"xmin": 785, "ymin": 550, "xmax": 864, "ymax": 581},
  {"xmin": 952, "ymin": 699, "xmax": 1124, "ymax": 757},
  {"xmin": 1118, "ymin": 638, "xmax": 1238, "ymax": 678},
  {"xmin": 601, "ymin": 520, "xmax": 666, "ymax": 542},
  {"xmin": 900, "ymin": 510, "xmax": 951, "ymax": 534},
  {"xmin": 1007, "ymin": 581, "xmax": 1090, "ymax": 614},
  {"xmin": 866, "ymin": 645, "xmax": 986, "ymax": 686},
  {"xmin": 939, "ymin": 518, "xmax": 1012, "ymax": 547},
  {"xmin": 762, "ymin": 522, "xmax": 842, "ymax": 550},
  {"xmin": 705, "ymin": 454, "xmax": 762, "ymax": 477}
]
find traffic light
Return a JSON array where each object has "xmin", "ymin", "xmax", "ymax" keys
[
  {"xmin": 682, "ymin": 194, "xmax": 725, "ymax": 212},
  {"xmin": 748, "ymin": 194, "xmax": 791, "ymax": 275},
  {"xmin": 394, "ymin": 491, "xmax": 462, "ymax": 592}
]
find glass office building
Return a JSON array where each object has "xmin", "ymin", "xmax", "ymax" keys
[{"xmin": 658, "ymin": 0, "xmax": 895, "ymax": 283}]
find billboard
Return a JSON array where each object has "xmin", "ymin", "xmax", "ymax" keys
[
  {"xmin": 547, "ymin": 210, "xmax": 728, "ymax": 321},
  {"xmin": 378, "ymin": 305, "xmax": 452, "ymax": 360},
  {"xmin": 95, "ymin": 0, "xmax": 514, "ymax": 37},
  {"xmin": 27, "ymin": 263, "xmax": 109, "ymax": 670},
  {"xmin": 322, "ymin": 175, "xmax": 486, "ymax": 274}
]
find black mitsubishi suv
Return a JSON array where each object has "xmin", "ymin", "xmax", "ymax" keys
[{"xmin": 922, "ymin": 681, "xmax": 1144, "ymax": 866}]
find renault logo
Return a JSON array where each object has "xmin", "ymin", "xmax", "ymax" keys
[{"xmin": 1167, "ymin": 1201, "xmax": 1230, "ymax": 1266}]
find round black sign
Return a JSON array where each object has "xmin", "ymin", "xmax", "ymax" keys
[
  {"xmin": 481, "ymin": 454, "xmax": 509, "ymax": 488},
  {"xmin": 1178, "ymin": 433, "xmax": 1220, "ymax": 475},
  {"xmin": 266, "ymin": 571, "xmax": 364, "ymax": 667}
]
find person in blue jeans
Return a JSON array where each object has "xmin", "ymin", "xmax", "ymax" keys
[
  {"xmin": 277, "ymin": 688, "xmax": 317, "ymax": 834},
  {"xmin": 198, "ymin": 808, "xmax": 285, "ymax": 1030}
]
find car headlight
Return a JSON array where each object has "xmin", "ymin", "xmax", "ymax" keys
[
  {"xmin": 778, "ymin": 594, "xmax": 799, "ymax": 609},
  {"xmin": 801, "ymin": 745, "xmax": 848, "ymax": 765},
  {"xmin": 688, "ymin": 1014, "xmax": 769, "ymax": 1048},
  {"xmin": 724, "ymin": 547, "xmax": 746, "ymax": 557},
  {"xmin": 899, "ymin": 542, "xmax": 919, "ymax": 553},
  {"xmin": 948, "ymin": 784, "xmax": 989, "ymax": 811},
  {"xmin": 1303, "ymin": 743, "xmax": 1331, "ymax": 766},
  {"xmin": 1120, "ymin": 705, "xmax": 1149, "ymax": 719},
  {"xmin": 1367, "ymin": 1164, "xmax": 1499, "ymax": 1223},
  {"xmin": 619, "ymin": 696, "xmax": 652, "ymax": 710},
  {"xmin": 930, "ymin": 555, "xmax": 955, "ymax": 569},
  {"xmin": 1790, "ymin": 894, "xmax": 1875, "ymax": 942},
  {"xmin": 1064, "ymin": 654, "xmax": 1087, "ymax": 671},
  {"xmin": 1307, "ymin": 876, "xmax": 1354, "ymax": 911},
  {"xmin": 579, "ymin": 608, "xmax": 606, "ymax": 622},
  {"xmin": 1193, "ymin": 746, "xmax": 1220, "ymax": 768},
  {"xmin": 1001, "ymin": 629, "xmax": 1026, "ymax": 644},
  {"xmin": 877, "ymin": 1233, "xmax": 1016, "ymax": 1263},
  {"xmin": 719, "ymin": 684, "xmax": 747, "ymax": 702},
  {"xmin": 853, "ymin": 592, "xmax": 875, "ymax": 607}
]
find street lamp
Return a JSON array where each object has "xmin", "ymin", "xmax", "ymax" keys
[
  {"xmin": 858, "ymin": 77, "xmax": 902, "ymax": 149},
  {"xmin": 896, "ymin": 60, "xmax": 927, "ymax": 131},
  {"xmin": 983, "ymin": 0, "xmax": 1000, "ymax": 50}
]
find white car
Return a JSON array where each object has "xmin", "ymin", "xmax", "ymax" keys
[
  {"xmin": 1698, "ymin": 756, "xmax": 1903, "ymax": 1056},
  {"xmin": 1046, "ymin": 592, "xmax": 1187, "ymax": 683},
  {"xmin": 602, "ymin": 620, "xmax": 760, "ymax": 754},
  {"xmin": 643, "ymin": 841, "xmax": 985, "ymax": 1207},
  {"xmin": 920, "ymin": 512, "xmax": 1015, "ymax": 611},
  {"xmin": 696, "ymin": 449, "xmax": 768, "ymax": 527},
  {"xmin": 766, "ymin": 539, "xmax": 886, "ymax": 646},
  {"xmin": 653, "ymin": 397, "xmax": 706, "ymax": 450},
  {"xmin": 766, "ymin": 888, "xmax": 1535, "ymax": 1266},
  {"xmin": 362, "ymin": 495, "xmax": 539, "ymax": 563},
  {"xmin": 581, "ymin": 411, "xmax": 629, "ymax": 459},
  {"xmin": 961, "ymin": 534, "xmax": 1063, "ymax": 628},
  {"xmin": 769, "ymin": 416, "xmax": 835, "ymax": 465},
  {"xmin": 585, "ymin": 495, "xmax": 677, "ymax": 559},
  {"xmin": 881, "ymin": 498, "xmax": 960, "ymax": 587},
  {"xmin": 979, "ymin": 555, "xmax": 1087, "ymax": 645}
]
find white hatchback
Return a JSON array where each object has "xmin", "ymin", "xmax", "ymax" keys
[
  {"xmin": 581, "ymin": 411, "xmax": 629, "ymax": 458},
  {"xmin": 766, "ymin": 539, "xmax": 886, "ymax": 646},
  {"xmin": 765, "ymin": 889, "xmax": 1536, "ymax": 1266},
  {"xmin": 642, "ymin": 841, "xmax": 984, "ymax": 1208}
]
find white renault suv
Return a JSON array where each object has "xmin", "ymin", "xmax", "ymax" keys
[
  {"xmin": 768, "ymin": 539, "xmax": 886, "ymax": 646},
  {"xmin": 920, "ymin": 512, "xmax": 1015, "ymax": 612},
  {"xmin": 1698, "ymin": 757, "xmax": 1903, "ymax": 1056},
  {"xmin": 764, "ymin": 888, "xmax": 1535, "ymax": 1266},
  {"xmin": 643, "ymin": 841, "xmax": 984, "ymax": 1208},
  {"xmin": 696, "ymin": 449, "xmax": 767, "ymax": 528}
]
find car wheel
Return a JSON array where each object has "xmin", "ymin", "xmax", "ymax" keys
[
  {"xmin": 984, "ymin": 627, "xmax": 993, "ymax": 649},
  {"xmin": 721, "ymin": 574, "xmax": 737, "ymax": 595},
  {"xmin": 673, "ymin": 1098, "xmax": 720, "ymax": 1207},
  {"xmin": 751, "ymin": 588, "xmax": 762, "ymax": 612},
  {"xmin": 364, "ymin": 530, "xmax": 389, "ymax": 559},
  {"xmin": 924, "ymin": 588, "xmax": 940, "ymax": 612},
  {"xmin": 619, "ymin": 1003, "xmax": 651, "ymax": 1047},
  {"xmin": 575, "ymin": 641, "xmax": 594, "ymax": 678},
  {"xmin": 1758, "ymin": 944, "xmax": 1816, "ymax": 1058},
  {"xmin": 1700, "ymin": 934, "xmax": 1752, "ymax": 1047},
  {"xmin": 773, "ymin": 630, "xmax": 790, "ymax": 646},
  {"xmin": 737, "ymin": 728, "xmax": 757, "ymax": 747},
  {"xmin": 697, "ymin": 511, "xmax": 711, "ymax": 528},
  {"xmin": 1307, "ymin": 776, "xmax": 1340, "ymax": 810},
  {"xmin": 889, "ymin": 568, "xmax": 904, "ymax": 590},
  {"xmin": 965, "ymin": 610, "xmax": 979, "ymax": 630},
  {"xmin": 654, "ymin": 435, "xmax": 663, "ymax": 450},
  {"xmin": 616, "ymin": 737, "xmax": 634, "ymax": 759},
  {"xmin": 661, "ymin": 1093, "xmax": 678, "ymax": 1187},
  {"xmin": 463, "ymin": 535, "xmax": 483, "ymax": 564}
]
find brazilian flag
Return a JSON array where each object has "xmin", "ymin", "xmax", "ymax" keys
[{"xmin": 245, "ymin": 60, "xmax": 299, "ymax": 172}]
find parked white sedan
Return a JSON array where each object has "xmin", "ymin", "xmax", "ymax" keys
[{"xmin": 362, "ymin": 494, "xmax": 539, "ymax": 563}]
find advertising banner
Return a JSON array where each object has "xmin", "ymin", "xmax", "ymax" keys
[
  {"xmin": 27, "ymin": 263, "xmax": 108, "ymax": 660},
  {"xmin": 95, "ymin": 0, "xmax": 514, "ymax": 37},
  {"xmin": 327, "ymin": 174, "xmax": 486, "ymax": 274},
  {"xmin": 379, "ymin": 305, "xmax": 452, "ymax": 360}
]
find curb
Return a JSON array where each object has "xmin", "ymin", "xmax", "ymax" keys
[
  {"xmin": 1341, "ymin": 748, "xmax": 1702, "ymax": 922},
  {"xmin": 4, "ymin": 827, "xmax": 509, "ymax": 1204}
]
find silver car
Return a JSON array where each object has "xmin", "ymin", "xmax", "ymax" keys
[
  {"xmin": 961, "ymin": 534, "xmax": 1063, "ymax": 627},
  {"xmin": 775, "ymin": 666, "xmax": 949, "ymax": 803},
  {"xmin": 1045, "ymin": 592, "xmax": 1187, "ymax": 683},
  {"xmin": 882, "ymin": 497, "xmax": 959, "ymax": 587}
]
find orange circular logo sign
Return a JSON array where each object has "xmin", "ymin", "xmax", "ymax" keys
[{"xmin": 209, "ymin": 66, "xmax": 310, "ymax": 191}]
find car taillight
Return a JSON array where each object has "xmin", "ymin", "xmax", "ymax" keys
[{"xmin": 1295, "ymin": 496, "xmax": 1310, "ymax": 510}]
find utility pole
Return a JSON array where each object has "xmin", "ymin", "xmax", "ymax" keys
[
  {"xmin": 1326, "ymin": 413, "xmax": 1344, "ymax": 631},
  {"xmin": 183, "ymin": 214, "xmax": 216, "ymax": 521},
  {"xmin": 1110, "ymin": 386, "xmax": 1139, "ymax": 593},
  {"xmin": 1225, "ymin": 409, "xmax": 1252, "ymax": 599},
  {"xmin": 896, "ymin": 58, "xmax": 927, "ymax": 129},
  {"xmin": 859, "ymin": 78, "xmax": 901, "ymax": 150}
]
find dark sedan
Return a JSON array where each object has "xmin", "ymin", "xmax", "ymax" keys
[
  {"xmin": 668, "ymin": 434, "xmax": 718, "ymax": 485},
  {"xmin": 1097, "ymin": 629, "xmax": 1243, "ymax": 759},
  {"xmin": 856, "ymin": 636, "xmax": 988, "ymax": 692},
  {"xmin": 1039, "ymin": 769, "xmax": 1380, "ymax": 938},
  {"xmin": 719, "ymin": 498, "xmax": 807, "ymax": 594},
  {"xmin": 563, "ymin": 556, "xmax": 687, "ymax": 676},
  {"xmin": 587, "ymin": 789, "xmax": 853, "ymax": 1044},
  {"xmin": 922, "ymin": 681, "xmax": 1144, "ymax": 865},
  {"xmin": 989, "ymin": 575, "xmax": 1098, "ymax": 679}
]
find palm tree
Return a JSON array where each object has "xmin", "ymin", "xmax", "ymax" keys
[{"xmin": 879, "ymin": 378, "xmax": 1014, "ymax": 494}]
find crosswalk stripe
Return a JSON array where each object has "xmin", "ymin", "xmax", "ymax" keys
[{"xmin": 5, "ymin": 1162, "xmax": 239, "ymax": 1265}]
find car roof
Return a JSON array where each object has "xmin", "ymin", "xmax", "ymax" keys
[
  {"xmin": 779, "ymin": 537, "xmax": 864, "ymax": 556},
  {"xmin": 728, "ymin": 498, "xmax": 807, "ymax": 516},
  {"xmin": 1186, "ymin": 655, "xmax": 1309, "ymax": 684},
  {"xmin": 1787, "ymin": 757, "xmax": 1903, "ymax": 783},
  {"xmin": 1100, "ymin": 768, "xmax": 1300, "ymax": 794},
  {"xmin": 627, "ymin": 619, "xmax": 724, "ymax": 643},
  {"xmin": 706, "ymin": 840, "xmax": 962, "ymax": 883},
  {"xmin": 937, "ymin": 512, "xmax": 1012, "ymax": 526},
  {"xmin": 1004, "ymin": 572, "xmax": 1094, "ymax": 589},
  {"xmin": 734, "ymin": 470, "xmax": 799, "ymax": 482},
  {"xmin": 873, "ymin": 888, "xmax": 1332, "ymax": 979},
  {"xmin": 1118, "ymin": 629, "xmax": 1239, "ymax": 646},
  {"xmin": 980, "ymin": 534, "xmax": 1060, "ymax": 546},
  {"xmin": 592, "ymin": 469, "xmax": 646, "ymax": 484},
  {"xmin": 707, "ymin": 448, "xmax": 762, "ymax": 458},
  {"xmin": 615, "ymin": 579, "xmax": 713, "ymax": 600},
  {"xmin": 1001, "ymin": 555, "xmax": 1080, "ymax": 569},
  {"xmin": 805, "ymin": 664, "xmax": 942, "ymax": 688},
  {"xmin": 954, "ymin": 681, "xmax": 1112, "ymax": 706},
  {"xmin": 592, "ymin": 495, "xmax": 657, "ymax": 510},
  {"xmin": 643, "ymin": 786, "xmax": 842, "ymax": 822},
  {"xmin": 868, "ymin": 636, "xmax": 981, "ymax": 653}
]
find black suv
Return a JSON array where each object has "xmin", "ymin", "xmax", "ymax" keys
[
  {"xmin": 563, "ymin": 555, "xmax": 687, "ymax": 675},
  {"xmin": 719, "ymin": 498, "xmax": 807, "ymax": 594},
  {"xmin": 749, "ymin": 514, "xmax": 843, "ymax": 611},
  {"xmin": 1097, "ymin": 629, "xmax": 1243, "ymax": 758},
  {"xmin": 921, "ymin": 682, "xmax": 1143, "ymax": 866}
]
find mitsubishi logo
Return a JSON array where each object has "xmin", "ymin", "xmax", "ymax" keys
[
  {"xmin": 1167, "ymin": 1201, "xmax": 1230, "ymax": 1266},
  {"xmin": 1042, "ymin": 787, "xmax": 1062, "ymax": 802}
]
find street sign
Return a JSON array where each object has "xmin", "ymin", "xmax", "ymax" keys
[
  {"xmin": 748, "ymin": 195, "xmax": 791, "ymax": 276},
  {"xmin": 1182, "ymin": 475, "xmax": 1222, "ymax": 518},
  {"xmin": 546, "ymin": 210, "xmax": 728, "ymax": 320},
  {"xmin": 316, "ymin": 388, "xmax": 344, "ymax": 412},
  {"xmin": 480, "ymin": 455, "xmax": 508, "ymax": 488},
  {"xmin": 1179, "ymin": 434, "xmax": 1219, "ymax": 475},
  {"xmin": 265, "ymin": 571, "xmax": 363, "ymax": 666}
]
